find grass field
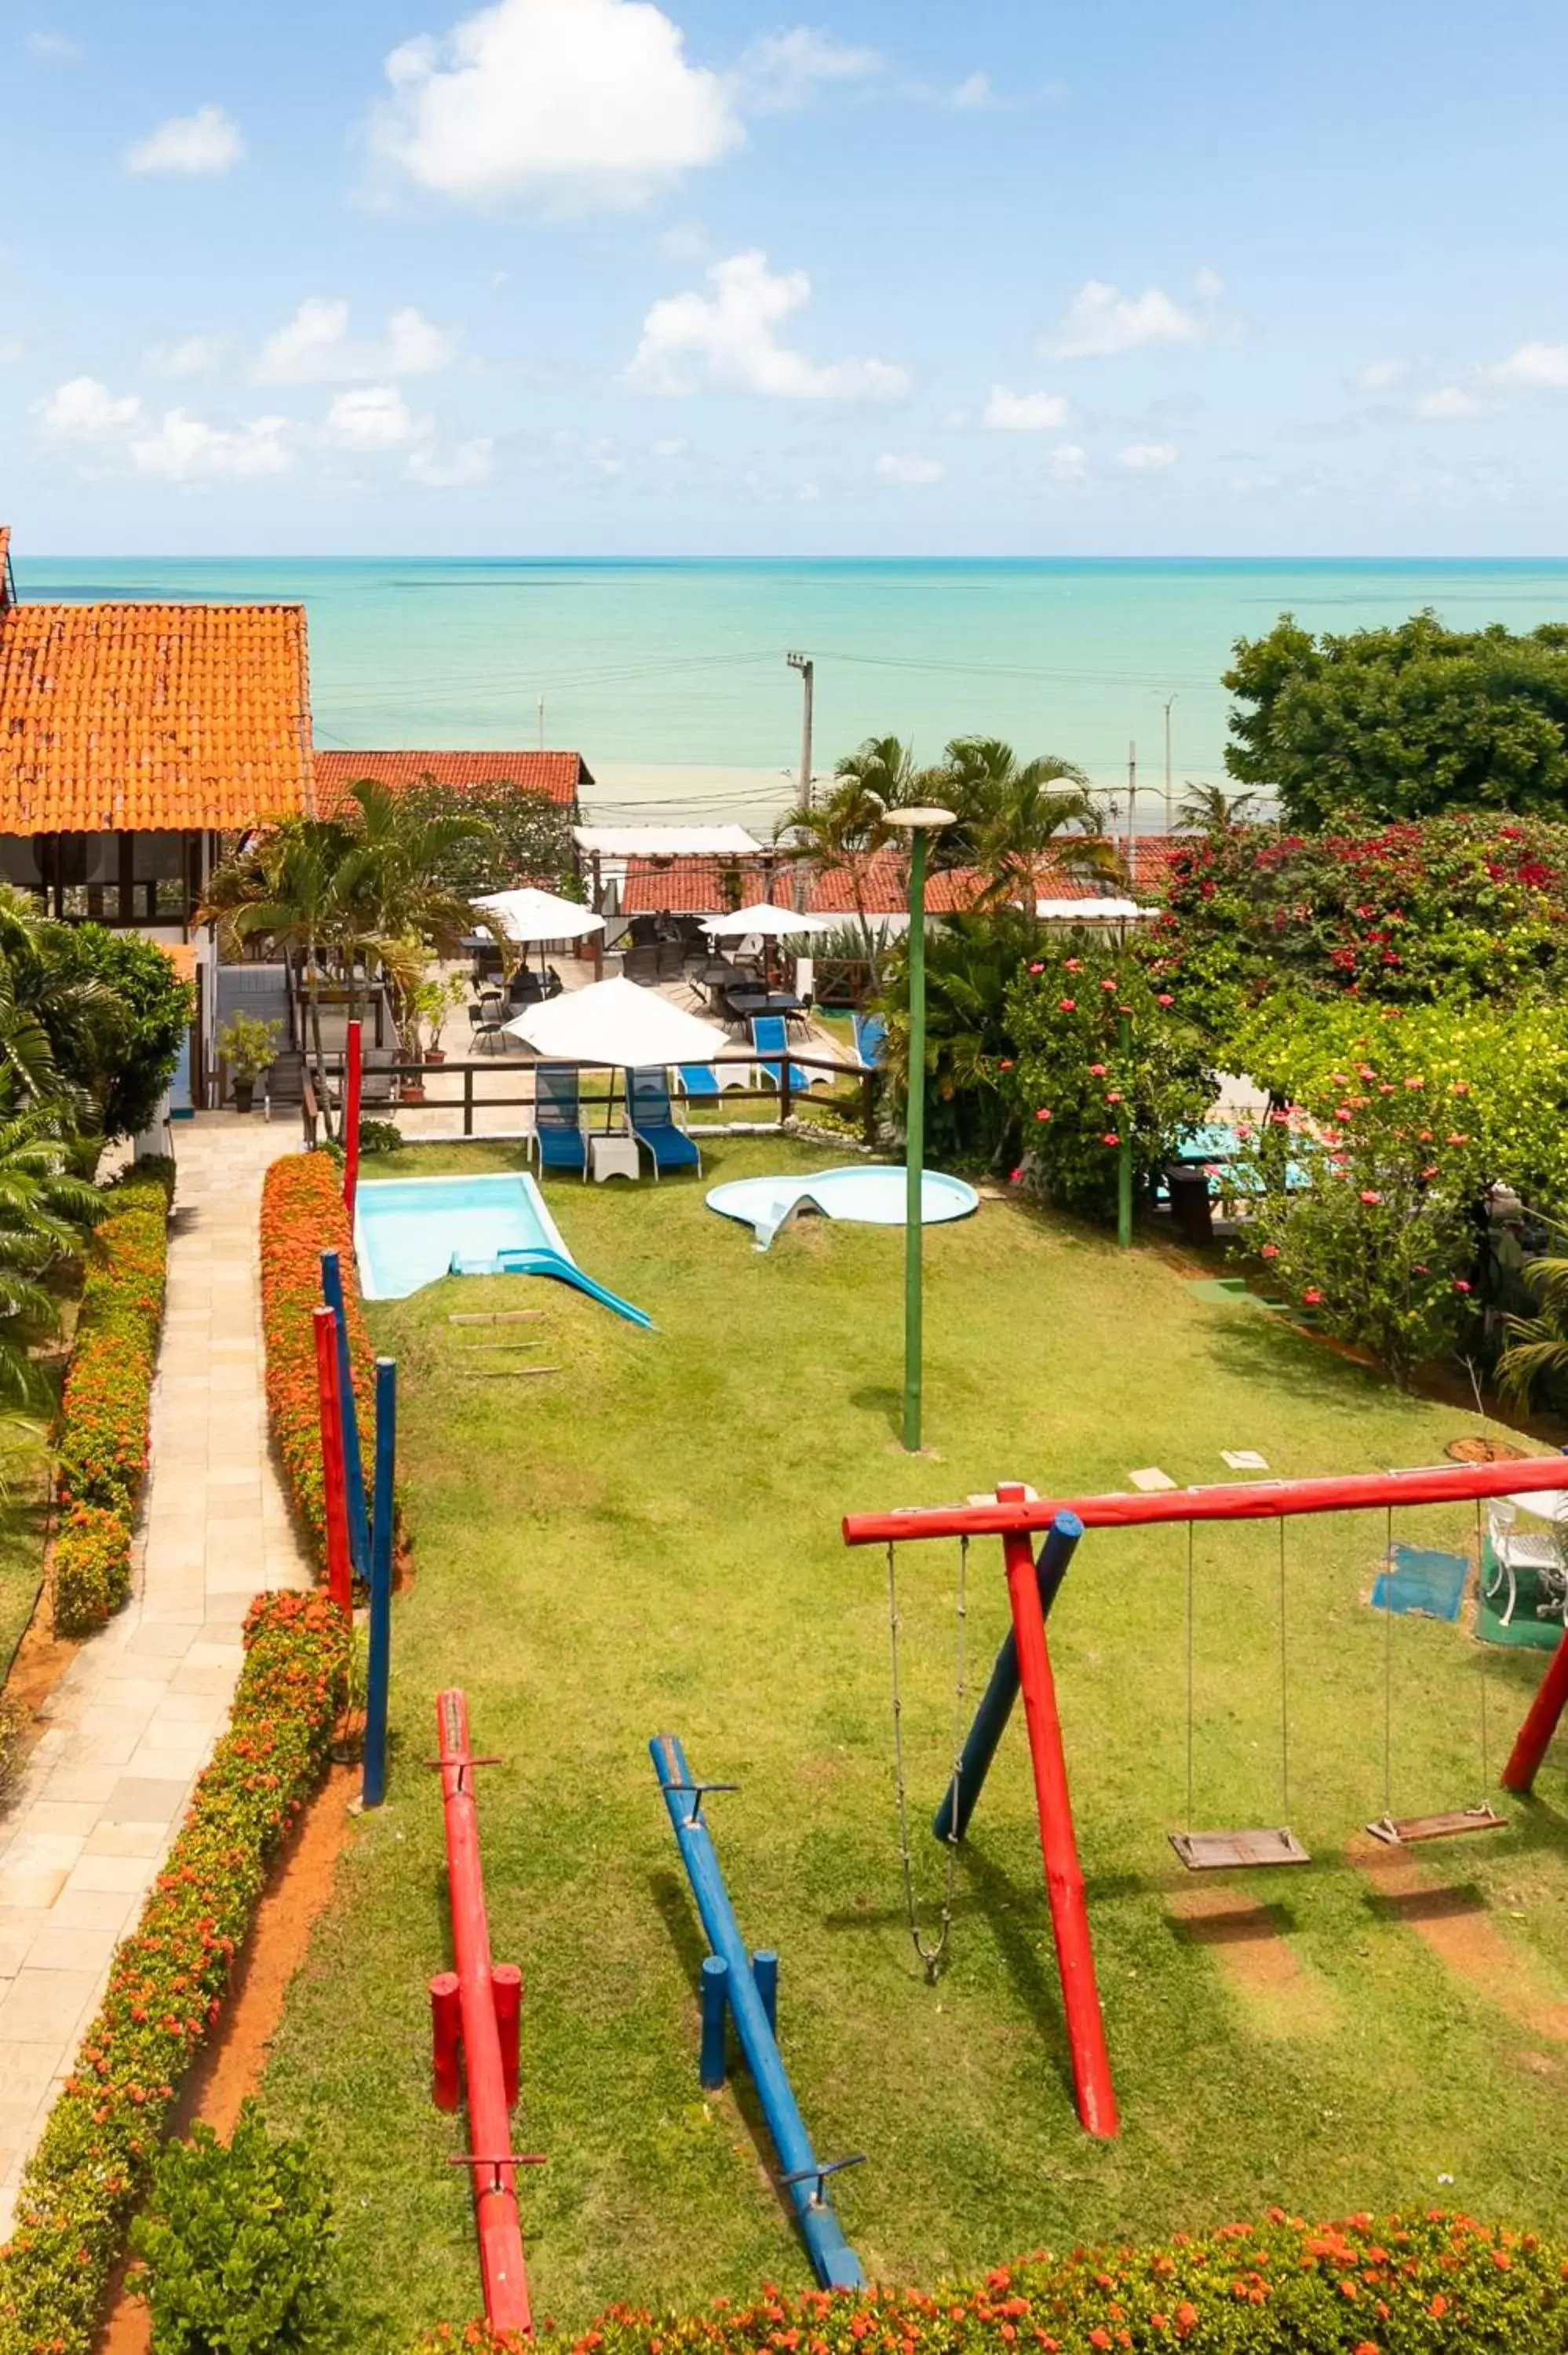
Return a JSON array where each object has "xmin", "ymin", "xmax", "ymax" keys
[{"xmin": 263, "ymin": 1136, "xmax": 1568, "ymax": 2348}]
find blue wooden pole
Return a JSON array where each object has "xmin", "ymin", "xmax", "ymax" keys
[
  {"xmin": 752, "ymin": 1949, "xmax": 778, "ymax": 2037},
  {"xmin": 362, "ymin": 1357, "xmax": 396, "ymax": 1809},
  {"xmin": 651, "ymin": 1733, "xmax": 865, "ymax": 2291},
  {"xmin": 321, "ymin": 1250, "xmax": 370, "ymax": 1580},
  {"xmin": 932, "ymin": 1511, "xmax": 1083, "ymax": 1845},
  {"xmin": 700, "ymin": 1955, "xmax": 729, "ymax": 2090}
]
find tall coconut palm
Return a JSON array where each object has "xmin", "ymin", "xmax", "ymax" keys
[
  {"xmin": 1178, "ymin": 782, "xmax": 1264, "ymax": 835},
  {"xmin": 779, "ymin": 736, "xmax": 932, "ymax": 984},
  {"xmin": 930, "ymin": 738, "xmax": 1120, "ymax": 911}
]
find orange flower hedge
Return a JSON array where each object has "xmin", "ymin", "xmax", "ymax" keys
[
  {"xmin": 407, "ymin": 2211, "xmax": 1568, "ymax": 2355},
  {"xmin": 53, "ymin": 1159, "xmax": 173, "ymax": 1636},
  {"xmin": 0, "ymin": 1589, "xmax": 348, "ymax": 2355},
  {"xmin": 259, "ymin": 1151, "xmax": 374, "ymax": 1570}
]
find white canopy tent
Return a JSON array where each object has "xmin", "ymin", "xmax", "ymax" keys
[
  {"xmin": 1035, "ymin": 897, "xmax": 1159, "ymax": 923},
  {"xmin": 702, "ymin": 902, "xmax": 830, "ymax": 940},
  {"xmin": 572, "ymin": 825, "xmax": 762, "ymax": 860},
  {"xmin": 503, "ymin": 975, "xmax": 732, "ymax": 1068},
  {"xmin": 472, "ymin": 887, "xmax": 606, "ymax": 944}
]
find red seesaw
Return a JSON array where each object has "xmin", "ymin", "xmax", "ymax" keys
[{"xmin": 431, "ymin": 1689, "xmax": 538, "ymax": 2336}]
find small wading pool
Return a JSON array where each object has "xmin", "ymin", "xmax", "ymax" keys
[
  {"xmin": 706, "ymin": 1164, "xmax": 980, "ymax": 1251},
  {"xmin": 356, "ymin": 1172, "xmax": 569, "ymax": 1300}
]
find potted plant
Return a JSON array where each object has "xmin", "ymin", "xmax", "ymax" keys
[
  {"xmin": 217, "ymin": 1013, "xmax": 281, "ymax": 1115},
  {"xmin": 414, "ymin": 972, "xmax": 466, "ymax": 1065}
]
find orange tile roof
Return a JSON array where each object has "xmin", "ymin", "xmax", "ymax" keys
[
  {"xmin": 617, "ymin": 842, "xmax": 1184, "ymax": 918},
  {"xmin": 313, "ymin": 748, "xmax": 588, "ymax": 814},
  {"xmin": 0, "ymin": 599, "xmax": 311, "ymax": 833}
]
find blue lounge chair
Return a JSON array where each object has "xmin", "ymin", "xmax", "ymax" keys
[
  {"xmin": 749, "ymin": 1013, "xmax": 821, "ymax": 1097},
  {"xmin": 629, "ymin": 1067, "xmax": 702, "ymax": 1178},
  {"xmin": 534, "ymin": 1063, "xmax": 588, "ymax": 1179},
  {"xmin": 852, "ymin": 1011, "xmax": 887, "ymax": 1069},
  {"xmin": 676, "ymin": 1063, "xmax": 723, "ymax": 1103}
]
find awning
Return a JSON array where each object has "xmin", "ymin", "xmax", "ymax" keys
[
  {"xmin": 574, "ymin": 825, "xmax": 763, "ymax": 859},
  {"xmin": 472, "ymin": 886, "xmax": 606, "ymax": 943},
  {"xmin": 503, "ymin": 975, "xmax": 733, "ymax": 1065},
  {"xmin": 1035, "ymin": 897, "xmax": 1158, "ymax": 921}
]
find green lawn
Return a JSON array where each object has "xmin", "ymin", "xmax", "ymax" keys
[
  {"xmin": 0, "ymin": 1433, "xmax": 53, "ymax": 1683},
  {"xmin": 263, "ymin": 1136, "xmax": 1568, "ymax": 2346}
]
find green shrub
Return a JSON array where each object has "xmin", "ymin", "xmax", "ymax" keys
[
  {"xmin": 259, "ymin": 1155, "xmax": 374, "ymax": 1571},
  {"xmin": 130, "ymin": 2104, "xmax": 339, "ymax": 2355},
  {"xmin": 1002, "ymin": 941, "xmax": 1213, "ymax": 1222},
  {"xmin": 0, "ymin": 1591, "xmax": 348, "ymax": 2355},
  {"xmin": 0, "ymin": 1692, "xmax": 27, "ymax": 1798},
  {"xmin": 51, "ymin": 1502, "xmax": 133, "ymax": 1636}
]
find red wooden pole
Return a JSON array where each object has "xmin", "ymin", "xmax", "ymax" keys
[
  {"xmin": 436, "ymin": 1689, "xmax": 532, "ymax": 2338},
  {"xmin": 430, "ymin": 1973, "xmax": 462, "ymax": 2111},
  {"xmin": 844, "ymin": 1452, "xmax": 1568, "ymax": 1547},
  {"xmin": 1502, "ymin": 1621, "xmax": 1568, "ymax": 1792},
  {"xmin": 998, "ymin": 1486, "xmax": 1118, "ymax": 2140},
  {"xmin": 344, "ymin": 1020, "xmax": 363, "ymax": 1221},
  {"xmin": 312, "ymin": 1306, "xmax": 353, "ymax": 1617}
]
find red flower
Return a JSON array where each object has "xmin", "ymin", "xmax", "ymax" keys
[
  {"xmin": 1089, "ymin": 1063, "xmax": 1108, "ymax": 1076},
  {"xmin": 1028, "ymin": 962, "xmax": 1045, "ymax": 976},
  {"xmin": 1260, "ymin": 1243, "xmax": 1279, "ymax": 1259},
  {"xmin": 1036, "ymin": 1108, "xmax": 1053, "ymax": 1123},
  {"xmin": 998, "ymin": 1058, "xmax": 1014, "ymax": 1070},
  {"xmin": 1358, "ymin": 1189, "xmax": 1380, "ymax": 1205},
  {"xmin": 1106, "ymin": 1091, "xmax": 1123, "ymax": 1104},
  {"xmin": 1453, "ymin": 1279, "xmax": 1471, "ymax": 1294},
  {"xmin": 1156, "ymin": 991, "xmax": 1174, "ymax": 1006},
  {"xmin": 1103, "ymin": 1132, "xmax": 1121, "ymax": 1147},
  {"xmin": 1064, "ymin": 957, "xmax": 1081, "ymax": 972},
  {"xmin": 1302, "ymin": 1287, "xmax": 1323, "ymax": 1305},
  {"xmin": 1059, "ymin": 997, "xmax": 1077, "ymax": 1011},
  {"xmin": 1101, "ymin": 978, "xmax": 1118, "ymax": 992},
  {"xmin": 1009, "ymin": 1167, "xmax": 1023, "ymax": 1185}
]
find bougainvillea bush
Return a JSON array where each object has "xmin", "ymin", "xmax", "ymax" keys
[
  {"xmin": 53, "ymin": 1158, "xmax": 173, "ymax": 1636},
  {"xmin": 259, "ymin": 1152, "xmax": 374, "ymax": 1569},
  {"xmin": 0, "ymin": 1590, "xmax": 348, "ymax": 2355},
  {"xmin": 1146, "ymin": 814, "xmax": 1568, "ymax": 1046},
  {"xmin": 405, "ymin": 2211, "xmax": 1568, "ymax": 2355},
  {"xmin": 1001, "ymin": 943, "xmax": 1213, "ymax": 1223}
]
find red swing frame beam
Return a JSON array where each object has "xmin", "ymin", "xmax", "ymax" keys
[{"xmin": 842, "ymin": 1451, "xmax": 1568, "ymax": 2143}]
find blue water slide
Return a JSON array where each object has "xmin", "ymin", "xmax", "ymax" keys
[
  {"xmin": 447, "ymin": 1244, "xmax": 655, "ymax": 1329},
  {"xmin": 650, "ymin": 1733, "xmax": 865, "ymax": 2291}
]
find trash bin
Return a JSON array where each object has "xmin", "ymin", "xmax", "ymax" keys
[{"xmin": 1167, "ymin": 1164, "xmax": 1214, "ymax": 1247}]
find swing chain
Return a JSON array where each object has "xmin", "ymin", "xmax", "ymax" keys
[{"xmin": 885, "ymin": 1535, "xmax": 968, "ymax": 1984}]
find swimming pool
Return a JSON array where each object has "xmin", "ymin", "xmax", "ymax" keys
[
  {"xmin": 706, "ymin": 1165, "xmax": 980, "ymax": 1251},
  {"xmin": 355, "ymin": 1171, "xmax": 652, "ymax": 1326}
]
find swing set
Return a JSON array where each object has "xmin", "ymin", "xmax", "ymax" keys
[{"xmin": 844, "ymin": 1451, "xmax": 1568, "ymax": 2145}]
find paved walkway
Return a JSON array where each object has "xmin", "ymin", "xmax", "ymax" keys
[{"xmin": 0, "ymin": 1119, "xmax": 312, "ymax": 2231}]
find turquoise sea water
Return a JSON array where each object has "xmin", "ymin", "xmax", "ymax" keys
[{"xmin": 23, "ymin": 557, "xmax": 1568, "ymax": 824}]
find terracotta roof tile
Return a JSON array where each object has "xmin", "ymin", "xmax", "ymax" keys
[
  {"xmin": 618, "ymin": 842, "xmax": 1186, "ymax": 918},
  {"xmin": 313, "ymin": 749, "xmax": 587, "ymax": 814},
  {"xmin": 0, "ymin": 600, "xmax": 311, "ymax": 833}
]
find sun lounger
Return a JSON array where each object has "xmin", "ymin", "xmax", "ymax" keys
[
  {"xmin": 534, "ymin": 1063, "xmax": 588, "ymax": 1178},
  {"xmin": 628, "ymin": 1067, "xmax": 702, "ymax": 1177},
  {"xmin": 749, "ymin": 1013, "xmax": 824, "ymax": 1095},
  {"xmin": 851, "ymin": 1011, "xmax": 886, "ymax": 1069}
]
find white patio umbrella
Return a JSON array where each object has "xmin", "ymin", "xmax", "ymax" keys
[
  {"xmin": 702, "ymin": 902, "xmax": 826, "ymax": 938},
  {"xmin": 472, "ymin": 887, "xmax": 606, "ymax": 944},
  {"xmin": 503, "ymin": 974, "xmax": 735, "ymax": 1108}
]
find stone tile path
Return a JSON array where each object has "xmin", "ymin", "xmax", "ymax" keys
[{"xmin": 0, "ymin": 1118, "xmax": 312, "ymax": 2230}]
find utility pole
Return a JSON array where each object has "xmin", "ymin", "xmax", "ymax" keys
[
  {"xmin": 786, "ymin": 652, "xmax": 814, "ymax": 808},
  {"xmin": 537, "ymin": 696, "xmax": 545, "ymax": 752},
  {"xmin": 1126, "ymin": 741, "xmax": 1137, "ymax": 868},
  {"xmin": 1163, "ymin": 695, "xmax": 1177, "ymax": 834}
]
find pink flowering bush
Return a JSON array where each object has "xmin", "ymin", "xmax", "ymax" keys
[{"xmin": 1002, "ymin": 943, "xmax": 1213, "ymax": 1224}]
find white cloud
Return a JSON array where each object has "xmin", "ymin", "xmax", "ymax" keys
[
  {"xmin": 27, "ymin": 31, "xmax": 83, "ymax": 61},
  {"xmin": 255, "ymin": 298, "xmax": 458, "ymax": 384},
  {"xmin": 1415, "ymin": 385, "xmax": 1486, "ymax": 419},
  {"xmin": 1358, "ymin": 357, "xmax": 1406, "ymax": 392},
  {"xmin": 38, "ymin": 375, "xmax": 142, "ymax": 440},
  {"xmin": 0, "ymin": 340, "xmax": 24, "ymax": 366},
  {"xmin": 129, "ymin": 410, "xmax": 290, "ymax": 479},
  {"xmin": 1487, "ymin": 341, "xmax": 1568, "ymax": 391},
  {"xmin": 147, "ymin": 334, "xmax": 225, "ymax": 379},
  {"xmin": 1045, "ymin": 277, "xmax": 1216, "ymax": 359},
  {"xmin": 371, "ymin": 0, "xmax": 741, "ymax": 210},
  {"xmin": 983, "ymin": 384, "xmax": 1070, "ymax": 431},
  {"xmin": 734, "ymin": 27, "xmax": 881, "ymax": 112},
  {"xmin": 626, "ymin": 249, "xmax": 906, "ymax": 400},
  {"xmin": 950, "ymin": 71, "xmax": 990, "ymax": 108},
  {"xmin": 405, "ymin": 436, "xmax": 494, "ymax": 485},
  {"xmin": 327, "ymin": 385, "xmax": 424, "ymax": 447},
  {"xmin": 651, "ymin": 436, "xmax": 688, "ymax": 456},
  {"xmin": 126, "ymin": 104, "xmax": 243, "ymax": 177},
  {"xmin": 1047, "ymin": 441, "xmax": 1086, "ymax": 481},
  {"xmin": 875, "ymin": 451, "xmax": 943, "ymax": 485},
  {"xmin": 1118, "ymin": 440, "xmax": 1177, "ymax": 471}
]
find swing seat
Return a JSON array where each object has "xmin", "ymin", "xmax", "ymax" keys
[
  {"xmin": 1364, "ymin": 1804, "xmax": 1507, "ymax": 1847},
  {"xmin": 1169, "ymin": 1826, "xmax": 1311, "ymax": 1871}
]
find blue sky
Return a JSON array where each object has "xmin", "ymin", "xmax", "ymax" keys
[{"xmin": 7, "ymin": 0, "xmax": 1568, "ymax": 555}]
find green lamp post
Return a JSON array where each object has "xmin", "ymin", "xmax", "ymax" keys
[{"xmin": 885, "ymin": 805, "xmax": 956, "ymax": 1453}]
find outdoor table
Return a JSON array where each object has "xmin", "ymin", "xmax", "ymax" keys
[
  {"xmin": 724, "ymin": 988, "xmax": 803, "ymax": 1020},
  {"xmin": 589, "ymin": 1131, "xmax": 640, "ymax": 1184}
]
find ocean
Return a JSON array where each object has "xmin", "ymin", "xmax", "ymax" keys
[{"xmin": 22, "ymin": 556, "xmax": 1568, "ymax": 831}]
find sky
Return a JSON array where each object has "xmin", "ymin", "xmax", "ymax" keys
[{"xmin": 7, "ymin": 0, "xmax": 1568, "ymax": 557}]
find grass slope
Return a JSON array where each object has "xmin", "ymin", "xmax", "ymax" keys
[{"xmin": 262, "ymin": 1137, "xmax": 1568, "ymax": 2346}]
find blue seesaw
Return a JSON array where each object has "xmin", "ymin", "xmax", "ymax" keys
[{"xmin": 650, "ymin": 1733, "xmax": 866, "ymax": 2292}]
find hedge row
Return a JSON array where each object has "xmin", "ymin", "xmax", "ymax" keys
[
  {"xmin": 53, "ymin": 1158, "xmax": 174, "ymax": 1636},
  {"xmin": 0, "ymin": 1589, "xmax": 348, "ymax": 2355},
  {"xmin": 409, "ymin": 2211, "xmax": 1568, "ymax": 2355},
  {"xmin": 258, "ymin": 1151, "xmax": 374, "ymax": 1569}
]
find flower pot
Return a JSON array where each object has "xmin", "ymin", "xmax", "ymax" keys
[
  {"xmin": 232, "ymin": 1077, "xmax": 255, "ymax": 1115},
  {"xmin": 330, "ymin": 1704, "xmax": 366, "ymax": 1765},
  {"xmin": 424, "ymin": 1047, "xmax": 447, "ymax": 1065},
  {"xmin": 400, "ymin": 1080, "xmax": 426, "ymax": 1104}
]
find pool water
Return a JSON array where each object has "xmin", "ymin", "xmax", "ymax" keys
[
  {"xmin": 356, "ymin": 1172, "xmax": 570, "ymax": 1300},
  {"xmin": 706, "ymin": 1165, "xmax": 979, "ymax": 1250}
]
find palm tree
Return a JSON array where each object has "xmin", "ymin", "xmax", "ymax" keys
[
  {"xmin": 930, "ymin": 739, "xmax": 1119, "ymax": 912},
  {"xmin": 0, "ymin": 1096, "xmax": 104, "ymax": 1410},
  {"xmin": 1178, "ymin": 783, "xmax": 1264, "ymax": 835},
  {"xmin": 779, "ymin": 739, "xmax": 929, "ymax": 984},
  {"xmin": 1498, "ymin": 1251, "xmax": 1568, "ymax": 1408}
]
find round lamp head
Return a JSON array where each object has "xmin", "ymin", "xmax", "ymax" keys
[{"xmin": 884, "ymin": 805, "xmax": 957, "ymax": 831}]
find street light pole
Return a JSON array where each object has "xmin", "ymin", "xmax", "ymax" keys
[
  {"xmin": 786, "ymin": 652, "xmax": 815, "ymax": 809},
  {"xmin": 1163, "ymin": 695, "xmax": 1178, "ymax": 834},
  {"xmin": 885, "ymin": 805, "xmax": 955, "ymax": 1453}
]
